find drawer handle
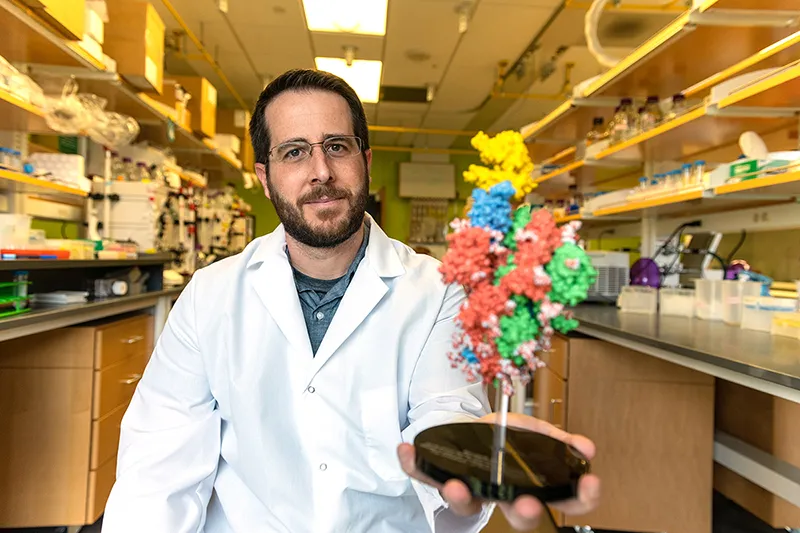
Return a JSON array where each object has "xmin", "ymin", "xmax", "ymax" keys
[
  {"xmin": 119, "ymin": 373, "xmax": 142, "ymax": 385},
  {"xmin": 549, "ymin": 398, "xmax": 563, "ymax": 423},
  {"xmin": 122, "ymin": 335, "xmax": 144, "ymax": 344}
]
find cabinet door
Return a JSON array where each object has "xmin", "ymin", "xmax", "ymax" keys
[{"xmin": 533, "ymin": 367, "xmax": 566, "ymax": 429}]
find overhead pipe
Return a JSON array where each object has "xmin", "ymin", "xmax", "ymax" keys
[
  {"xmin": 368, "ymin": 125, "xmax": 486, "ymax": 137},
  {"xmin": 159, "ymin": 0, "xmax": 249, "ymax": 111},
  {"xmin": 490, "ymin": 61, "xmax": 575, "ymax": 101},
  {"xmin": 371, "ymin": 145, "xmax": 477, "ymax": 155}
]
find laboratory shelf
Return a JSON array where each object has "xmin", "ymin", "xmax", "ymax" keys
[
  {"xmin": 591, "ymin": 105, "xmax": 707, "ymax": 161},
  {"xmin": 714, "ymin": 170, "xmax": 800, "ymax": 197},
  {"xmin": 717, "ymin": 59, "xmax": 800, "ymax": 110},
  {"xmin": 0, "ymin": 168, "xmax": 87, "ymax": 199},
  {"xmin": 0, "ymin": 0, "xmax": 103, "ymax": 70},
  {"xmin": 591, "ymin": 188, "xmax": 707, "ymax": 217},
  {"xmin": 0, "ymin": 87, "xmax": 49, "ymax": 133},
  {"xmin": 522, "ymin": 3, "xmax": 800, "ymax": 147},
  {"xmin": 0, "ymin": 253, "xmax": 173, "ymax": 271},
  {"xmin": 535, "ymin": 160, "xmax": 585, "ymax": 184}
]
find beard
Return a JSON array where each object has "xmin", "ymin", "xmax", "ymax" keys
[{"xmin": 266, "ymin": 171, "xmax": 368, "ymax": 249}]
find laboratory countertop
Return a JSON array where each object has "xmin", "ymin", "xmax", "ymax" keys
[
  {"xmin": 0, "ymin": 286, "xmax": 185, "ymax": 342},
  {"xmin": 572, "ymin": 305, "xmax": 800, "ymax": 391}
]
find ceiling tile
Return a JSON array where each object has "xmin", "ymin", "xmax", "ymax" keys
[
  {"xmin": 381, "ymin": 0, "xmax": 462, "ymax": 87},
  {"xmin": 412, "ymin": 135, "xmax": 458, "ymax": 149},
  {"xmin": 422, "ymin": 111, "xmax": 477, "ymax": 130}
]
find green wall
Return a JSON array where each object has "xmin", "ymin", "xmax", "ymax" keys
[{"xmin": 241, "ymin": 151, "xmax": 481, "ymax": 243}]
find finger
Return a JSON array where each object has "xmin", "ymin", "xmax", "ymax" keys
[
  {"xmin": 552, "ymin": 473, "xmax": 601, "ymax": 515},
  {"xmin": 396, "ymin": 443, "xmax": 442, "ymax": 489},
  {"xmin": 497, "ymin": 496, "xmax": 544, "ymax": 531},
  {"xmin": 439, "ymin": 479, "xmax": 482, "ymax": 517}
]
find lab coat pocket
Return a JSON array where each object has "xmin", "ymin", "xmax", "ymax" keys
[{"xmin": 360, "ymin": 387, "xmax": 406, "ymax": 482}]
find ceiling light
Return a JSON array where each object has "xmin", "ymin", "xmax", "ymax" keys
[
  {"xmin": 302, "ymin": 0, "xmax": 388, "ymax": 36},
  {"xmin": 315, "ymin": 57, "xmax": 382, "ymax": 103}
]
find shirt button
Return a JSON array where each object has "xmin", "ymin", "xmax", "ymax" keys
[
  {"xmin": 315, "ymin": 311, "xmax": 325, "ymax": 320},
  {"xmin": 307, "ymin": 386, "xmax": 315, "ymax": 394},
  {"xmin": 319, "ymin": 463, "xmax": 327, "ymax": 471}
]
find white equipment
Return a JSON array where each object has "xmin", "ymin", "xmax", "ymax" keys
[{"xmin": 586, "ymin": 251, "xmax": 630, "ymax": 302}]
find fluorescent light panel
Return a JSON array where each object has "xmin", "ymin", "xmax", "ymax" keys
[
  {"xmin": 315, "ymin": 57, "xmax": 383, "ymax": 103},
  {"xmin": 302, "ymin": 0, "xmax": 388, "ymax": 36}
]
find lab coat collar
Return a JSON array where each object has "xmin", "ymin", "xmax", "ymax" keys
[{"xmin": 244, "ymin": 214, "xmax": 405, "ymax": 373}]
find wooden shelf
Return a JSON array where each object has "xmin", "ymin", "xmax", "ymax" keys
[
  {"xmin": 717, "ymin": 60, "xmax": 800, "ymax": 109},
  {"xmin": 0, "ymin": 169, "xmax": 87, "ymax": 199}
]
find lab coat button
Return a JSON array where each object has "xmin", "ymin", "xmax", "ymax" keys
[
  {"xmin": 307, "ymin": 386, "xmax": 315, "ymax": 393},
  {"xmin": 315, "ymin": 311, "xmax": 325, "ymax": 320},
  {"xmin": 319, "ymin": 463, "xmax": 327, "ymax": 471}
]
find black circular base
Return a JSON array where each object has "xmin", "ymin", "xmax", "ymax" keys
[{"xmin": 414, "ymin": 422, "xmax": 590, "ymax": 503}]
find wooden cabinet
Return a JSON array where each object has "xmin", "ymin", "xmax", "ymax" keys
[
  {"xmin": 0, "ymin": 313, "xmax": 153, "ymax": 527},
  {"xmin": 714, "ymin": 380, "xmax": 800, "ymax": 528},
  {"xmin": 531, "ymin": 335, "xmax": 716, "ymax": 533}
]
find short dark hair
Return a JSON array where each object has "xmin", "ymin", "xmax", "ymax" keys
[{"xmin": 249, "ymin": 69, "xmax": 371, "ymax": 168}]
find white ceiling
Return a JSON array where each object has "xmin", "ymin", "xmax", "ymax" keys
[{"xmin": 151, "ymin": 0, "xmax": 679, "ymax": 148}]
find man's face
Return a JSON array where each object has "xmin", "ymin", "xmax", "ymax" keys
[{"xmin": 254, "ymin": 90, "xmax": 371, "ymax": 248}]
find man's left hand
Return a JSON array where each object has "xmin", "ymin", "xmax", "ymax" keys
[{"xmin": 396, "ymin": 413, "xmax": 601, "ymax": 532}]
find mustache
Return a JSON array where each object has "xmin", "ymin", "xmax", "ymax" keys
[{"xmin": 299, "ymin": 184, "xmax": 351, "ymax": 204}]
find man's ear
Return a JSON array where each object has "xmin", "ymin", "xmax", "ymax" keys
[
  {"xmin": 365, "ymin": 149, "xmax": 372, "ymax": 186},
  {"xmin": 254, "ymin": 163, "xmax": 270, "ymax": 200}
]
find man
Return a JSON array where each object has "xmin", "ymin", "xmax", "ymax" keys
[{"xmin": 102, "ymin": 69, "xmax": 599, "ymax": 532}]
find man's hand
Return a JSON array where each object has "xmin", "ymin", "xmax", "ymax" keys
[{"xmin": 397, "ymin": 413, "xmax": 600, "ymax": 531}]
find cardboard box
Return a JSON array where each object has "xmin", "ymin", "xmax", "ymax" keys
[
  {"xmin": 104, "ymin": 0, "xmax": 165, "ymax": 94},
  {"xmin": 84, "ymin": 6, "xmax": 104, "ymax": 44},
  {"xmin": 21, "ymin": 0, "xmax": 85, "ymax": 40},
  {"xmin": 217, "ymin": 109, "xmax": 253, "ymax": 169},
  {"xmin": 167, "ymin": 76, "xmax": 217, "ymax": 138}
]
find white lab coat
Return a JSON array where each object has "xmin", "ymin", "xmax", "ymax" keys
[{"xmin": 102, "ymin": 217, "xmax": 495, "ymax": 533}]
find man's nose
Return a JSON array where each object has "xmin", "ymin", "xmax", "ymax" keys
[{"xmin": 308, "ymin": 146, "xmax": 333, "ymax": 184}]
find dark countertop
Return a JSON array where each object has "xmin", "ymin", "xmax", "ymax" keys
[
  {"xmin": 0, "ymin": 286, "xmax": 185, "ymax": 339},
  {"xmin": 573, "ymin": 305, "xmax": 800, "ymax": 391}
]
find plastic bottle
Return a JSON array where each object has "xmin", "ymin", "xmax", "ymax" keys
[
  {"xmin": 586, "ymin": 117, "xmax": 606, "ymax": 144},
  {"xmin": 665, "ymin": 94, "xmax": 687, "ymax": 121},
  {"xmin": 694, "ymin": 160, "xmax": 706, "ymax": 186},
  {"xmin": 681, "ymin": 163, "xmax": 693, "ymax": 188},
  {"xmin": 639, "ymin": 96, "xmax": 662, "ymax": 131},
  {"xmin": 111, "ymin": 152, "xmax": 125, "ymax": 181}
]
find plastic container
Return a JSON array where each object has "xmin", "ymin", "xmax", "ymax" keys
[
  {"xmin": 0, "ymin": 272, "xmax": 31, "ymax": 317},
  {"xmin": 0, "ymin": 214, "xmax": 32, "ymax": 249},
  {"xmin": 618, "ymin": 286, "xmax": 658, "ymax": 315},
  {"xmin": 741, "ymin": 297, "xmax": 798, "ymax": 333},
  {"xmin": 695, "ymin": 279, "xmax": 724, "ymax": 320},
  {"xmin": 659, "ymin": 288, "xmax": 696, "ymax": 317},
  {"xmin": 721, "ymin": 280, "xmax": 762, "ymax": 325},
  {"xmin": 771, "ymin": 312, "xmax": 800, "ymax": 339}
]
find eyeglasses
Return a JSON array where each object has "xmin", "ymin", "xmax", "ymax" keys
[{"xmin": 268, "ymin": 136, "xmax": 363, "ymax": 164}]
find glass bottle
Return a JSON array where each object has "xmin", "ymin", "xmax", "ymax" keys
[
  {"xmin": 111, "ymin": 152, "xmax": 126, "ymax": 181},
  {"xmin": 665, "ymin": 94, "xmax": 687, "ymax": 122},
  {"xmin": 639, "ymin": 96, "xmax": 662, "ymax": 131},
  {"xmin": 611, "ymin": 99, "xmax": 634, "ymax": 144},
  {"xmin": 133, "ymin": 162, "xmax": 150, "ymax": 182},
  {"xmin": 694, "ymin": 160, "xmax": 706, "ymax": 187},
  {"xmin": 586, "ymin": 117, "xmax": 606, "ymax": 144},
  {"xmin": 149, "ymin": 164, "xmax": 166, "ymax": 186},
  {"xmin": 121, "ymin": 157, "xmax": 135, "ymax": 181}
]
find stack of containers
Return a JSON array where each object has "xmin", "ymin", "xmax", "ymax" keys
[
  {"xmin": 27, "ymin": 153, "xmax": 91, "ymax": 192},
  {"xmin": 695, "ymin": 279, "xmax": 724, "ymax": 320},
  {"xmin": 741, "ymin": 297, "xmax": 798, "ymax": 333},
  {"xmin": 659, "ymin": 288, "xmax": 695, "ymax": 317},
  {"xmin": 721, "ymin": 280, "xmax": 763, "ymax": 326},
  {"xmin": 617, "ymin": 286, "xmax": 658, "ymax": 314}
]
